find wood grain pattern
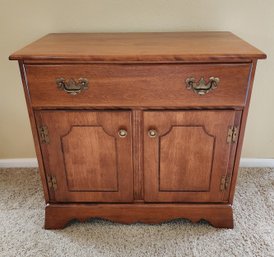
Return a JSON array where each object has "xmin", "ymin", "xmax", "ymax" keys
[
  {"xmin": 133, "ymin": 110, "xmax": 144, "ymax": 201},
  {"xmin": 223, "ymin": 111, "xmax": 242, "ymax": 201},
  {"xmin": 143, "ymin": 110, "xmax": 238, "ymax": 202},
  {"xmin": 35, "ymin": 110, "xmax": 134, "ymax": 202},
  {"xmin": 25, "ymin": 63, "xmax": 250, "ymax": 108},
  {"xmin": 228, "ymin": 60, "xmax": 258, "ymax": 203},
  {"xmin": 9, "ymin": 32, "xmax": 266, "ymax": 62},
  {"xmin": 44, "ymin": 203, "xmax": 233, "ymax": 229},
  {"xmin": 61, "ymin": 126, "xmax": 118, "ymax": 191},
  {"xmin": 159, "ymin": 126, "xmax": 214, "ymax": 192},
  {"xmin": 18, "ymin": 62, "xmax": 50, "ymax": 202},
  {"xmin": 10, "ymin": 32, "xmax": 265, "ymax": 229}
]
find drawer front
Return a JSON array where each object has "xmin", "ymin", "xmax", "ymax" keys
[{"xmin": 25, "ymin": 64, "xmax": 251, "ymax": 107}]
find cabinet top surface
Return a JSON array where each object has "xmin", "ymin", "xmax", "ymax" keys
[{"xmin": 9, "ymin": 32, "xmax": 266, "ymax": 62}]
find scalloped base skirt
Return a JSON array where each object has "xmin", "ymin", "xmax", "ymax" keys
[{"xmin": 44, "ymin": 203, "xmax": 233, "ymax": 229}]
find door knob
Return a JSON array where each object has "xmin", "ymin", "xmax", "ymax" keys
[
  {"xmin": 118, "ymin": 129, "xmax": 127, "ymax": 138},
  {"xmin": 148, "ymin": 129, "xmax": 157, "ymax": 138}
]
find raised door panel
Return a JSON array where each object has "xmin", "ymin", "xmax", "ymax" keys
[
  {"xmin": 36, "ymin": 110, "xmax": 133, "ymax": 202},
  {"xmin": 62, "ymin": 126, "xmax": 118, "ymax": 191},
  {"xmin": 143, "ymin": 110, "xmax": 240, "ymax": 203},
  {"xmin": 159, "ymin": 126, "xmax": 214, "ymax": 191}
]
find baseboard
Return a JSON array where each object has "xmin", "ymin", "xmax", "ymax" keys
[
  {"xmin": 0, "ymin": 158, "xmax": 273, "ymax": 168},
  {"xmin": 0, "ymin": 158, "xmax": 38, "ymax": 168},
  {"xmin": 239, "ymin": 158, "xmax": 274, "ymax": 168}
]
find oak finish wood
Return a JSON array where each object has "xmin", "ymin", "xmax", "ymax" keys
[
  {"xmin": 228, "ymin": 60, "xmax": 258, "ymax": 203},
  {"xmin": 25, "ymin": 63, "xmax": 250, "ymax": 108},
  {"xmin": 133, "ymin": 110, "xmax": 144, "ymax": 201},
  {"xmin": 10, "ymin": 32, "xmax": 266, "ymax": 229},
  {"xmin": 9, "ymin": 32, "xmax": 266, "ymax": 62},
  {"xmin": 44, "ymin": 203, "xmax": 233, "ymax": 229},
  {"xmin": 18, "ymin": 61, "xmax": 50, "ymax": 202},
  {"xmin": 143, "ymin": 110, "xmax": 240, "ymax": 202},
  {"xmin": 35, "ymin": 110, "xmax": 133, "ymax": 202}
]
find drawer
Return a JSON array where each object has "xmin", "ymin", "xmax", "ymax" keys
[{"xmin": 25, "ymin": 64, "xmax": 251, "ymax": 107}]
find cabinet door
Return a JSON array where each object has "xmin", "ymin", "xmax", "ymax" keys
[
  {"xmin": 36, "ymin": 111, "xmax": 133, "ymax": 202},
  {"xmin": 143, "ymin": 110, "xmax": 240, "ymax": 203}
]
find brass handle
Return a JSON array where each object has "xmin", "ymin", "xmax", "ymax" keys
[
  {"xmin": 56, "ymin": 78, "xmax": 89, "ymax": 95},
  {"xmin": 185, "ymin": 77, "xmax": 219, "ymax": 95},
  {"xmin": 118, "ymin": 129, "xmax": 127, "ymax": 138},
  {"xmin": 148, "ymin": 129, "xmax": 157, "ymax": 138}
]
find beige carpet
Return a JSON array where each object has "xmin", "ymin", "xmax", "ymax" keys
[{"xmin": 0, "ymin": 168, "xmax": 273, "ymax": 257}]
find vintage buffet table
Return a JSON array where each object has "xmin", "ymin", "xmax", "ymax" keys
[{"xmin": 9, "ymin": 32, "xmax": 266, "ymax": 229}]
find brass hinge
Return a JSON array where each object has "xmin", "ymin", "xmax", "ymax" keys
[
  {"xmin": 47, "ymin": 175, "xmax": 57, "ymax": 191},
  {"xmin": 220, "ymin": 174, "xmax": 231, "ymax": 191},
  {"xmin": 39, "ymin": 126, "xmax": 50, "ymax": 144},
  {"xmin": 227, "ymin": 126, "xmax": 239, "ymax": 143}
]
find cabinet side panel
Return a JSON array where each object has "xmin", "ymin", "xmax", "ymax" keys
[
  {"xmin": 229, "ymin": 60, "xmax": 257, "ymax": 203},
  {"xmin": 19, "ymin": 61, "xmax": 50, "ymax": 202}
]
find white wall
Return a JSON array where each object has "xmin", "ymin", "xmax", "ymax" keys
[{"xmin": 0, "ymin": 0, "xmax": 273, "ymax": 158}]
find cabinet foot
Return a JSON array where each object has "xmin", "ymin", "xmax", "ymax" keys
[{"xmin": 44, "ymin": 203, "xmax": 233, "ymax": 229}]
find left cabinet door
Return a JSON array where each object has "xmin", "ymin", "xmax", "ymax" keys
[{"xmin": 35, "ymin": 110, "xmax": 133, "ymax": 203}]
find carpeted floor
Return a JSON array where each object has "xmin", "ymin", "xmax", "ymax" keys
[{"xmin": 0, "ymin": 168, "xmax": 273, "ymax": 257}]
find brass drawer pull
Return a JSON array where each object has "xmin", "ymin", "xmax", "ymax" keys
[
  {"xmin": 118, "ymin": 129, "xmax": 128, "ymax": 138},
  {"xmin": 185, "ymin": 77, "xmax": 219, "ymax": 95},
  {"xmin": 148, "ymin": 129, "xmax": 157, "ymax": 138},
  {"xmin": 56, "ymin": 78, "xmax": 89, "ymax": 95}
]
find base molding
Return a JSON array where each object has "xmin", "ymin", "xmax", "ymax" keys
[
  {"xmin": 44, "ymin": 203, "xmax": 233, "ymax": 229},
  {"xmin": 239, "ymin": 158, "xmax": 274, "ymax": 168},
  {"xmin": 0, "ymin": 158, "xmax": 38, "ymax": 168},
  {"xmin": 1, "ymin": 158, "xmax": 274, "ymax": 168}
]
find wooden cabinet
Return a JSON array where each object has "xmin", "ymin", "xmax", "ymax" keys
[{"xmin": 10, "ymin": 32, "xmax": 266, "ymax": 229}]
